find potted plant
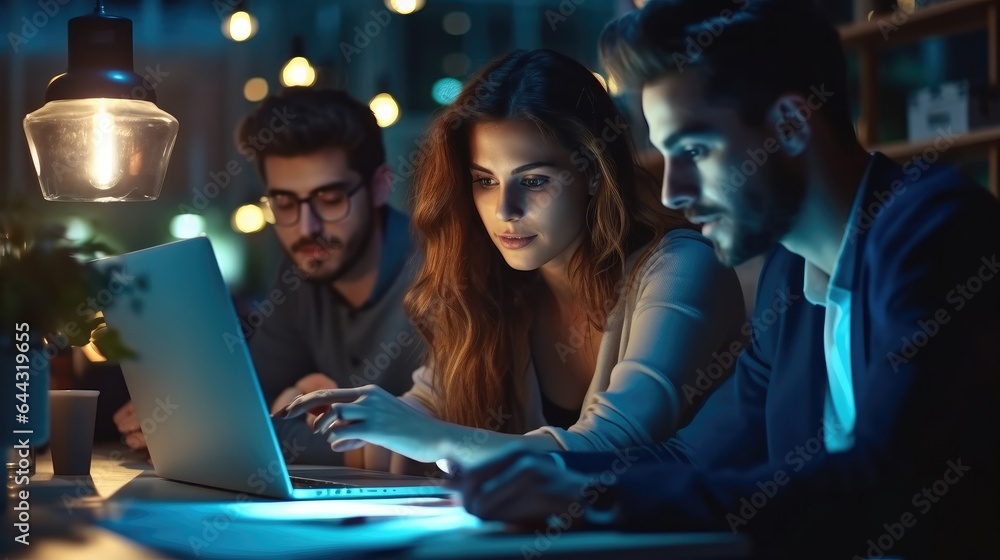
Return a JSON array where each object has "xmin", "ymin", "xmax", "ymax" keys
[
  {"xmin": 0, "ymin": 207, "xmax": 136, "ymax": 359},
  {"xmin": 1, "ymin": 203, "xmax": 139, "ymax": 478}
]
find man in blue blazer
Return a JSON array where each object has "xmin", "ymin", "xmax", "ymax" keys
[{"xmin": 453, "ymin": 1, "xmax": 1000, "ymax": 557}]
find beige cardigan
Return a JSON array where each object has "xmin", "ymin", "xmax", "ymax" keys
[{"xmin": 398, "ymin": 228, "xmax": 746, "ymax": 452}]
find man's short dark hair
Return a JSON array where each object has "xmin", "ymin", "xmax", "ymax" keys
[
  {"xmin": 600, "ymin": 0, "xmax": 856, "ymax": 141},
  {"xmin": 236, "ymin": 87, "xmax": 386, "ymax": 183}
]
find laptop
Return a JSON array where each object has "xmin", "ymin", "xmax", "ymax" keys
[{"xmin": 93, "ymin": 236, "xmax": 450, "ymax": 500}]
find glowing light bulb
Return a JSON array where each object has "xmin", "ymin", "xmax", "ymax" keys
[
  {"xmin": 369, "ymin": 93, "xmax": 400, "ymax": 127},
  {"xmin": 229, "ymin": 11, "xmax": 255, "ymax": 41},
  {"xmin": 232, "ymin": 204, "xmax": 266, "ymax": 233},
  {"xmin": 280, "ymin": 56, "xmax": 316, "ymax": 87},
  {"xmin": 89, "ymin": 106, "xmax": 120, "ymax": 190},
  {"xmin": 222, "ymin": 10, "xmax": 257, "ymax": 42},
  {"xmin": 386, "ymin": 0, "xmax": 425, "ymax": 15}
]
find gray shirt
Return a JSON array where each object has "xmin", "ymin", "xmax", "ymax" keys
[
  {"xmin": 250, "ymin": 206, "xmax": 424, "ymax": 464},
  {"xmin": 402, "ymin": 229, "xmax": 746, "ymax": 452}
]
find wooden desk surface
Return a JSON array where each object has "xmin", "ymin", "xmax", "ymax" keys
[{"xmin": 4, "ymin": 444, "xmax": 751, "ymax": 559}]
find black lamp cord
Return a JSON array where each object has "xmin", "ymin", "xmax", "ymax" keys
[{"xmin": 94, "ymin": 0, "xmax": 105, "ymax": 15}]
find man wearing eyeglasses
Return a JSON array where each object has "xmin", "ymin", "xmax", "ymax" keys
[
  {"xmin": 243, "ymin": 87, "xmax": 425, "ymax": 466},
  {"xmin": 114, "ymin": 88, "xmax": 424, "ymax": 467}
]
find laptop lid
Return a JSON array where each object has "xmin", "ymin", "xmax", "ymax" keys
[
  {"xmin": 96, "ymin": 237, "xmax": 450, "ymax": 501},
  {"xmin": 94, "ymin": 237, "xmax": 300, "ymax": 498}
]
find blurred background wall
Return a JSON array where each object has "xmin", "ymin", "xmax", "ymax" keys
[{"xmin": 1, "ymin": 0, "xmax": 992, "ymax": 303}]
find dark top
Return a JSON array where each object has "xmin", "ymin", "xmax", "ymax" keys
[
  {"xmin": 250, "ymin": 206, "xmax": 425, "ymax": 465},
  {"xmin": 556, "ymin": 153, "xmax": 1000, "ymax": 558},
  {"xmin": 539, "ymin": 390, "xmax": 582, "ymax": 431}
]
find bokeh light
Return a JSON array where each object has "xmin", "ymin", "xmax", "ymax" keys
[
  {"xmin": 370, "ymin": 93, "xmax": 400, "ymax": 127},
  {"xmin": 243, "ymin": 77, "xmax": 269, "ymax": 102}
]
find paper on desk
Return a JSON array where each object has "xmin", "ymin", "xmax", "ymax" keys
[{"xmin": 96, "ymin": 499, "xmax": 482, "ymax": 559}]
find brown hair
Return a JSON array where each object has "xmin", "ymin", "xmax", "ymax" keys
[
  {"xmin": 235, "ymin": 87, "xmax": 385, "ymax": 183},
  {"xmin": 404, "ymin": 49, "xmax": 693, "ymax": 433}
]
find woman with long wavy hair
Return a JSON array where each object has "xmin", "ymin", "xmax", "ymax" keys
[{"xmin": 278, "ymin": 49, "xmax": 745, "ymax": 472}]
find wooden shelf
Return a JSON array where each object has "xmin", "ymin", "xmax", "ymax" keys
[
  {"xmin": 870, "ymin": 124, "xmax": 1000, "ymax": 159},
  {"xmin": 842, "ymin": 0, "xmax": 1000, "ymax": 195},
  {"xmin": 839, "ymin": 0, "xmax": 997, "ymax": 49}
]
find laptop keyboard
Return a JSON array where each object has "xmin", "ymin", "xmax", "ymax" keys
[{"xmin": 290, "ymin": 476, "xmax": 360, "ymax": 489}]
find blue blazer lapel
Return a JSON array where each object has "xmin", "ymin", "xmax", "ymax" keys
[{"xmin": 846, "ymin": 153, "xmax": 908, "ymax": 403}]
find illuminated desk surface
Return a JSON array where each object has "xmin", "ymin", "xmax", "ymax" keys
[{"xmin": 5, "ymin": 445, "xmax": 751, "ymax": 559}]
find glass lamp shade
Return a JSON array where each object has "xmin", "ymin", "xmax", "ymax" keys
[{"xmin": 23, "ymin": 98, "xmax": 178, "ymax": 202}]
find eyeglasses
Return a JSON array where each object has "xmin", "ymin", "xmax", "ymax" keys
[{"xmin": 260, "ymin": 180, "xmax": 366, "ymax": 226}]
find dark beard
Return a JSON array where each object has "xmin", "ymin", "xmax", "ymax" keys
[
  {"xmin": 293, "ymin": 205, "xmax": 377, "ymax": 285},
  {"xmin": 721, "ymin": 163, "xmax": 806, "ymax": 267}
]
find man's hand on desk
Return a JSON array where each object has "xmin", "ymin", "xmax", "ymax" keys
[
  {"xmin": 113, "ymin": 400, "xmax": 148, "ymax": 451},
  {"xmin": 448, "ymin": 449, "xmax": 621, "ymax": 528},
  {"xmin": 270, "ymin": 372, "xmax": 340, "ymax": 427}
]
